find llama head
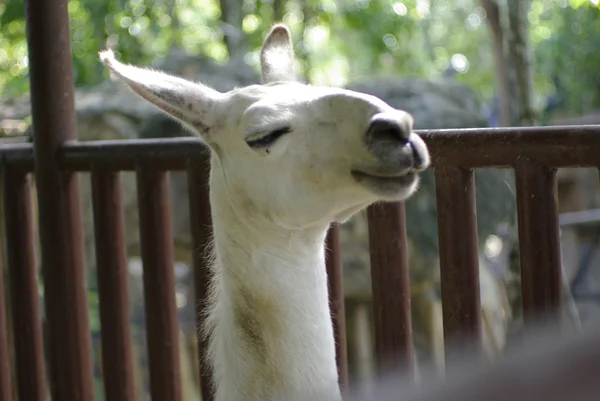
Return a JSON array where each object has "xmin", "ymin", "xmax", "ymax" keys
[{"xmin": 99, "ymin": 24, "xmax": 429, "ymax": 230}]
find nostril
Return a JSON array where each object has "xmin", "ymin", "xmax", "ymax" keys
[{"xmin": 366, "ymin": 114, "xmax": 412, "ymax": 144}]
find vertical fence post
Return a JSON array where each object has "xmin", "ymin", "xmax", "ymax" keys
[
  {"xmin": 515, "ymin": 162, "xmax": 562, "ymax": 324},
  {"xmin": 434, "ymin": 165, "xmax": 482, "ymax": 365},
  {"xmin": 136, "ymin": 167, "xmax": 182, "ymax": 401},
  {"xmin": 0, "ymin": 204, "xmax": 13, "ymax": 401},
  {"xmin": 186, "ymin": 154, "xmax": 215, "ymax": 401},
  {"xmin": 367, "ymin": 202, "xmax": 414, "ymax": 376},
  {"xmin": 24, "ymin": 0, "xmax": 95, "ymax": 399},
  {"xmin": 91, "ymin": 169, "xmax": 136, "ymax": 401},
  {"xmin": 2, "ymin": 169, "xmax": 47, "ymax": 401},
  {"xmin": 325, "ymin": 223, "xmax": 349, "ymax": 392}
]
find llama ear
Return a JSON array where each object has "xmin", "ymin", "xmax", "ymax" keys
[
  {"xmin": 99, "ymin": 49, "xmax": 224, "ymax": 138},
  {"xmin": 260, "ymin": 24, "xmax": 296, "ymax": 84}
]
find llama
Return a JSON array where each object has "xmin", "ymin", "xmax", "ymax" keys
[{"xmin": 100, "ymin": 24, "xmax": 430, "ymax": 401}]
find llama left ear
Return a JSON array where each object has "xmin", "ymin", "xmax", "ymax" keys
[
  {"xmin": 260, "ymin": 24, "xmax": 296, "ymax": 84},
  {"xmin": 99, "ymin": 49, "xmax": 224, "ymax": 139}
]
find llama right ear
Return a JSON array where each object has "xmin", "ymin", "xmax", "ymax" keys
[
  {"xmin": 99, "ymin": 49, "xmax": 224, "ymax": 138},
  {"xmin": 260, "ymin": 24, "xmax": 296, "ymax": 84}
]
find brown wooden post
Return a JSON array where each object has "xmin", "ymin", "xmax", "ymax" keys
[
  {"xmin": 136, "ymin": 167, "xmax": 182, "ymax": 401},
  {"xmin": 326, "ymin": 223, "xmax": 349, "ymax": 392},
  {"xmin": 434, "ymin": 165, "xmax": 483, "ymax": 365},
  {"xmin": 91, "ymin": 169, "xmax": 137, "ymax": 401},
  {"xmin": 2, "ymin": 169, "xmax": 47, "ymax": 401},
  {"xmin": 367, "ymin": 202, "xmax": 414, "ymax": 376},
  {"xmin": 0, "ymin": 204, "xmax": 13, "ymax": 401},
  {"xmin": 515, "ymin": 162, "xmax": 562, "ymax": 324},
  {"xmin": 24, "ymin": 0, "xmax": 95, "ymax": 398},
  {"xmin": 186, "ymin": 153, "xmax": 215, "ymax": 401}
]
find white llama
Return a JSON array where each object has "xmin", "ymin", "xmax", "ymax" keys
[{"xmin": 100, "ymin": 24, "xmax": 430, "ymax": 401}]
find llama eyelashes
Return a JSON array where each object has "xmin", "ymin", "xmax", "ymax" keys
[{"xmin": 245, "ymin": 126, "xmax": 292, "ymax": 149}]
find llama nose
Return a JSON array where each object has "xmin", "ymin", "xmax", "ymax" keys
[
  {"xmin": 365, "ymin": 111, "xmax": 430, "ymax": 172},
  {"xmin": 366, "ymin": 112, "xmax": 412, "ymax": 144}
]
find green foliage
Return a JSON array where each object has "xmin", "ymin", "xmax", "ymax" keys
[
  {"xmin": 0, "ymin": 0, "xmax": 226, "ymax": 95},
  {"xmin": 534, "ymin": 1, "xmax": 600, "ymax": 114},
  {"xmin": 0, "ymin": 1, "xmax": 29, "ymax": 97},
  {"xmin": 1, "ymin": 0, "xmax": 599, "ymax": 115}
]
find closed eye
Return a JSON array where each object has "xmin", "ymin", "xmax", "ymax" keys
[{"xmin": 246, "ymin": 126, "xmax": 292, "ymax": 148}]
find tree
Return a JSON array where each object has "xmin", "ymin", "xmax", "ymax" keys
[
  {"xmin": 219, "ymin": 0, "xmax": 248, "ymax": 61},
  {"xmin": 480, "ymin": 0, "xmax": 512, "ymax": 126},
  {"xmin": 1, "ymin": 0, "xmax": 600, "ymax": 121},
  {"xmin": 507, "ymin": 0, "xmax": 536, "ymax": 125},
  {"xmin": 480, "ymin": 0, "xmax": 536, "ymax": 126}
]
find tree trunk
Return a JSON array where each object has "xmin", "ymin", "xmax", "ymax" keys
[
  {"xmin": 167, "ymin": 0, "xmax": 180, "ymax": 49},
  {"xmin": 219, "ymin": 0, "xmax": 247, "ymax": 61},
  {"xmin": 273, "ymin": 0, "xmax": 285, "ymax": 22},
  {"xmin": 507, "ymin": 0, "xmax": 536, "ymax": 126},
  {"xmin": 480, "ymin": 0, "xmax": 512, "ymax": 126},
  {"xmin": 298, "ymin": 2, "xmax": 315, "ymax": 83}
]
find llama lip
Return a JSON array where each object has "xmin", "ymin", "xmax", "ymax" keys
[{"xmin": 351, "ymin": 170, "xmax": 418, "ymax": 197}]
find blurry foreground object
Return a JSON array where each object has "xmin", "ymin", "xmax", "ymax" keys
[{"xmin": 347, "ymin": 321, "xmax": 600, "ymax": 401}]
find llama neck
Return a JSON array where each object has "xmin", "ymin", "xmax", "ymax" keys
[{"xmin": 207, "ymin": 201, "xmax": 341, "ymax": 401}]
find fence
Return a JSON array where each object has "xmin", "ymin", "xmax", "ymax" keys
[{"xmin": 1, "ymin": 1, "xmax": 600, "ymax": 401}]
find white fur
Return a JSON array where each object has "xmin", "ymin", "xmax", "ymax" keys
[{"xmin": 100, "ymin": 24, "xmax": 430, "ymax": 401}]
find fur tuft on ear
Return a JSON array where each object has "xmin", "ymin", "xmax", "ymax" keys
[
  {"xmin": 260, "ymin": 24, "xmax": 296, "ymax": 84},
  {"xmin": 99, "ymin": 48, "xmax": 116, "ymax": 66},
  {"xmin": 98, "ymin": 49, "xmax": 223, "ymax": 137}
]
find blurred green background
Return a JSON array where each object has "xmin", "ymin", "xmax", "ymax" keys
[{"xmin": 1, "ymin": 0, "xmax": 599, "ymax": 121}]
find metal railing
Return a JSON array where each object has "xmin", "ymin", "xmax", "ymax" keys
[{"xmin": 1, "ymin": 1, "xmax": 600, "ymax": 401}]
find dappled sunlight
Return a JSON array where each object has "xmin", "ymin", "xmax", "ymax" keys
[
  {"xmin": 0, "ymin": 0, "xmax": 598, "ymax": 105},
  {"xmin": 450, "ymin": 53, "xmax": 470, "ymax": 74},
  {"xmin": 393, "ymin": 2, "xmax": 409, "ymax": 16},
  {"xmin": 0, "ymin": 0, "xmax": 598, "ymax": 119}
]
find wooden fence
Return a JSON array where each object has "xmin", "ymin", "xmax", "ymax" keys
[{"xmin": 1, "ymin": 0, "xmax": 600, "ymax": 400}]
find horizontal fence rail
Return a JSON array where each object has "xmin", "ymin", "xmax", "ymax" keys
[{"xmin": 3, "ymin": 125, "xmax": 600, "ymax": 171}]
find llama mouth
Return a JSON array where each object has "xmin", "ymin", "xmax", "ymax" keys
[{"xmin": 351, "ymin": 170, "xmax": 418, "ymax": 198}]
